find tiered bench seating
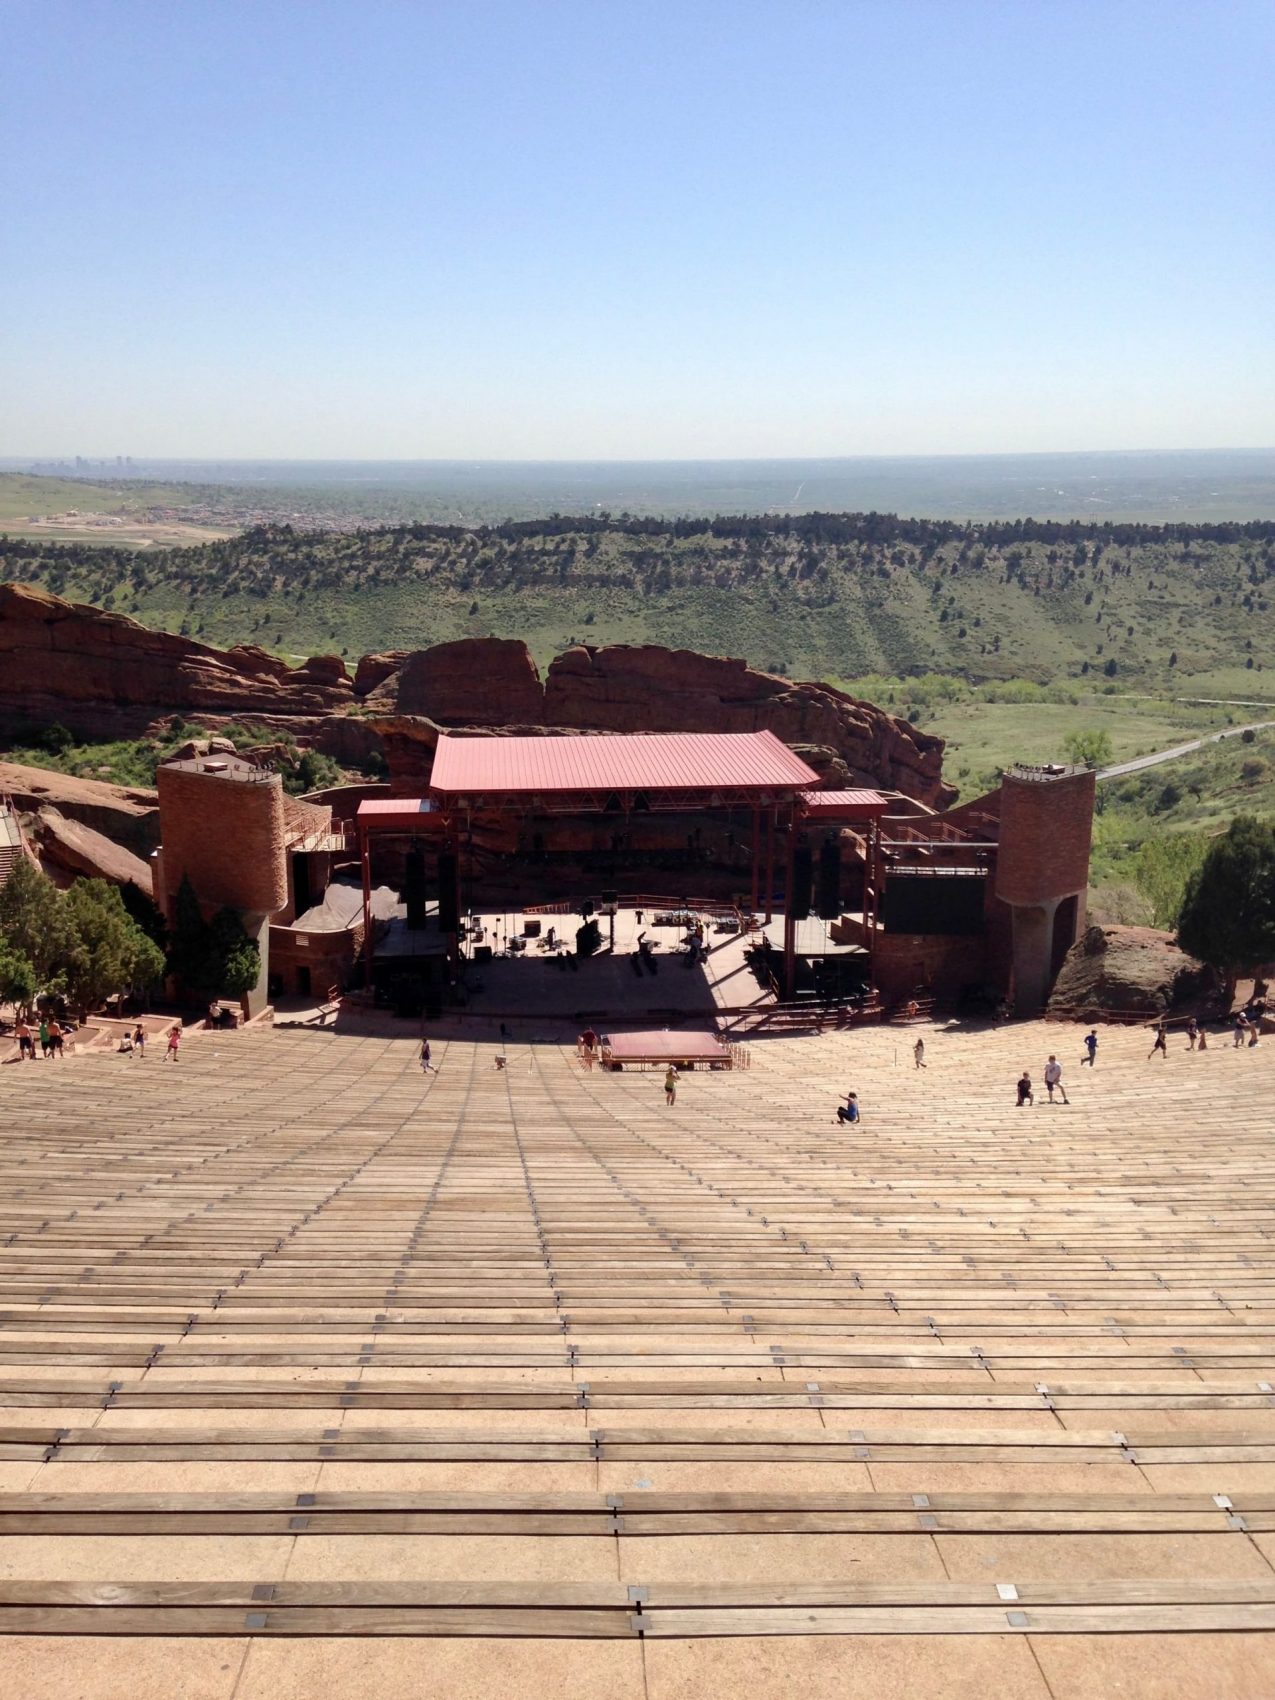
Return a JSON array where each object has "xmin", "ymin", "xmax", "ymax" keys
[{"xmin": 0, "ymin": 1015, "xmax": 1272, "ymax": 1696}]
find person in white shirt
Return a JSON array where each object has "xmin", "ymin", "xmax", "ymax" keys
[{"xmin": 1043, "ymin": 1055, "xmax": 1069, "ymax": 1104}]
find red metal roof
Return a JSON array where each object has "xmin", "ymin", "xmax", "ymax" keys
[
  {"xmin": 357, "ymin": 798, "xmax": 439, "ymax": 823},
  {"xmin": 429, "ymin": 731, "xmax": 819, "ymax": 799},
  {"xmin": 800, "ymin": 788, "xmax": 890, "ymax": 819}
]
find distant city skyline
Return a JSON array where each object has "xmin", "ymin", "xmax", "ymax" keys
[{"xmin": 4, "ymin": 0, "xmax": 1272, "ymax": 459}]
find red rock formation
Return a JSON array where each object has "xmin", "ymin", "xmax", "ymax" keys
[
  {"xmin": 1049, "ymin": 924, "xmax": 1222, "ymax": 1018},
  {"xmin": 0, "ymin": 585, "xmax": 951, "ymax": 806},
  {"xmin": 0, "ymin": 759, "xmax": 160, "ymax": 855},
  {"xmin": 34, "ymin": 806, "xmax": 153, "ymax": 890},
  {"xmin": 0, "ymin": 583, "xmax": 352, "ymax": 736},
  {"xmin": 367, "ymin": 641, "xmax": 952, "ymax": 806},
  {"xmin": 543, "ymin": 646, "xmax": 951, "ymax": 804},
  {"xmin": 387, "ymin": 638, "xmax": 545, "ymax": 726}
]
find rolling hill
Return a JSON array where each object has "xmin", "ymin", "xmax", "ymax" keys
[{"xmin": 2, "ymin": 510, "xmax": 1272, "ymax": 689}]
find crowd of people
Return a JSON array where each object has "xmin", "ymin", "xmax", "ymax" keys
[{"xmin": 825, "ymin": 1008, "xmax": 1266, "ymax": 1127}]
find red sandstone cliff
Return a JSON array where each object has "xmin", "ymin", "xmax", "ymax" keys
[
  {"xmin": 364, "ymin": 639, "xmax": 952, "ymax": 807},
  {"xmin": 0, "ymin": 585, "xmax": 952, "ymax": 807},
  {"xmin": 0, "ymin": 582, "xmax": 352, "ymax": 734}
]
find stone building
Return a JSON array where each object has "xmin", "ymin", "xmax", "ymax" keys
[{"xmin": 153, "ymin": 754, "xmax": 341, "ymax": 1012}]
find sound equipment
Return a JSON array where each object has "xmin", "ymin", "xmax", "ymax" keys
[
  {"xmin": 437, "ymin": 852, "xmax": 459, "ymax": 932},
  {"xmin": 473, "ymin": 945, "xmax": 493, "ymax": 963},
  {"xmin": 817, "ymin": 838, "xmax": 842, "ymax": 920},
  {"xmin": 404, "ymin": 846, "xmax": 427, "ymax": 930},
  {"xmin": 789, "ymin": 844, "xmax": 813, "ymax": 920}
]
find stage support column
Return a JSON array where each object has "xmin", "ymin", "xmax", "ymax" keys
[
  {"xmin": 360, "ymin": 819, "xmax": 373, "ymax": 991},
  {"xmin": 867, "ymin": 817, "xmax": 880, "ymax": 988},
  {"xmin": 749, "ymin": 807, "xmax": 761, "ymax": 914},
  {"xmin": 782, "ymin": 806, "xmax": 797, "ymax": 999},
  {"xmin": 448, "ymin": 831, "xmax": 463, "ymax": 982},
  {"xmin": 763, "ymin": 807, "xmax": 775, "ymax": 924}
]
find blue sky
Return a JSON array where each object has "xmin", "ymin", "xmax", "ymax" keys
[{"xmin": 4, "ymin": 0, "xmax": 1272, "ymax": 458}]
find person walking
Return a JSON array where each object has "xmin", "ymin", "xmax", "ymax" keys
[
  {"xmin": 1197, "ymin": 1026, "xmax": 1209, "ymax": 1051},
  {"xmin": 1082, "ymin": 1030, "xmax": 1098, "ymax": 1067},
  {"xmin": 132, "ymin": 1024, "xmax": 146, "ymax": 1058},
  {"xmin": 38, "ymin": 1017, "xmax": 50, "ymax": 1059},
  {"xmin": 47, "ymin": 1018, "xmax": 64, "ymax": 1059},
  {"xmin": 913, "ymin": 1037, "xmax": 927, "ymax": 1069},
  {"xmin": 836, "ymin": 1091, "xmax": 860, "ymax": 1125},
  {"xmin": 1016, "ymin": 1071, "xmax": 1034, "ymax": 1107},
  {"xmin": 663, "ymin": 1065, "xmax": 679, "ymax": 1106},
  {"xmin": 420, "ymin": 1037, "xmax": 437, "ymax": 1073},
  {"xmin": 1148, "ymin": 1023, "xmax": 1168, "ymax": 1060},
  {"xmin": 165, "ymin": 1024, "xmax": 181, "ymax": 1063},
  {"xmin": 1043, "ymin": 1055, "xmax": 1069, "ymax": 1104},
  {"xmin": 1233, "ymin": 1013, "xmax": 1249, "ymax": 1048},
  {"xmin": 15, "ymin": 1017, "xmax": 35, "ymax": 1061},
  {"xmin": 1185, "ymin": 1017, "xmax": 1199, "ymax": 1051}
]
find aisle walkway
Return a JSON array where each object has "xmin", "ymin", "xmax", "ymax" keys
[{"xmin": 0, "ymin": 1018, "xmax": 1272, "ymax": 1697}]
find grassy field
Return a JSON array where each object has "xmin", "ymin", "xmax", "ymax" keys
[{"xmin": 918, "ymin": 695, "xmax": 1238, "ymax": 796}]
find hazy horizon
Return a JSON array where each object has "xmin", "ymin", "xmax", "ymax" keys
[{"xmin": 7, "ymin": 448, "xmax": 1275, "ymax": 525}]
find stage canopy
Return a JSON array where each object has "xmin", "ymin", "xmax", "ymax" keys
[
  {"xmin": 428, "ymin": 730, "xmax": 821, "ymax": 812},
  {"xmin": 799, "ymin": 787, "xmax": 890, "ymax": 822}
]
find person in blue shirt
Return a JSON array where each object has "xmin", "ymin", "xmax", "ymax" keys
[{"xmin": 1082, "ymin": 1030, "xmax": 1098, "ymax": 1066}]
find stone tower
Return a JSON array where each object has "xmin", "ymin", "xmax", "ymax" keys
[{"xmin": 994, "ymin": 764, "xmax": 1096, "ymax": 1013}]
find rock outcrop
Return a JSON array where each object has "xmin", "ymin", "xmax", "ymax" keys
[
  {"xmin": 1049, "ymin": 924, "xmax": 1223, "ymax": 1019},
  {"xmin": 363, "ymin": 638, "xmax": 951, "ymax": 807},
  {"xmin": 0, "ymin": 586, "xmax": 951, "ymax": 806},
  {"xmin": 0, "ymin": 582, "xmax": 352, "ymax": 737},
  {"xmin": 34, "ymin": 806, "xmax": 153, "ymax": 890},
  {"xmin": 0, "ymin": 760, "xmax": 160, "ymax": 856}
]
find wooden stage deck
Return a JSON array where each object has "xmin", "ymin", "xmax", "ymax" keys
[{"xmin": 0, "ymin": 1016, "xmax": 1272, "ymax": 1696}]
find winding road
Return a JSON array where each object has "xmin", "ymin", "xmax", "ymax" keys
[{"xmin": 1097, "ymin": 718, "xmax": 1275, "ymax": 781}]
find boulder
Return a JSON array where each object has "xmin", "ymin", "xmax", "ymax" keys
[
  {"xmin": 0, "ymin": 760, "xmax": 160, "ymax": 855},
  {"xmin": 392, "ymin": 638, "xmax": 546, "ymax": 726},
  {"xmin": 353, "ymin": 652, "xmax": 410, "ymax": 699},
  {"xmin": 35, "ymin": 806, "xmax": 153, "ymax": 890},
  {"xmin": 1049, "ymin": 924, "xmax": 1223, "ymax": 1019}
]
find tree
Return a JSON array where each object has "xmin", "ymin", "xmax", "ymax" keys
[
  {"xmin": 1177, "ymin": 816, "xmax": 1275, "ymax": 997},
  {"xmin": 63, "ymin": 879, "xmax": 165, "ymax": 1018},
  {"xmin": 208, "ymin": 907, "xmax": 261, "ymax": 1007},
  {"xmin": 120, "ymin": 880, "xmax": 168, "ymax": 952},
  {"xmin": 1132, "ymin": 834, "xmax": 1207, "ymax": 929},
  {"xmin": 1063, "ymin": 729, "xmax": 1114, "ymax": 770},
  {"xmin": 0, "ymin": 941, "xmax": 36, "ymax": 1014},
  {"xmin": 166, "ymin": 874, "xmax": 215, "ymax": 991},
  {"xmin": 0, "ymin": 856, "xmax": 84, "ymax": 992},
  {"xmin": 284, "ymin": 749, "xmax": 342, "ymax": 796}
]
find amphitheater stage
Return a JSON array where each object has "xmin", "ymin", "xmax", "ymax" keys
[
  {"xmin": 598, "ymin": 1027, "xmax": 729, "ymax": 1067},
  {"xmin": 0, "ymin": 1014, "xmax": 1272, "ymax": 1697}
]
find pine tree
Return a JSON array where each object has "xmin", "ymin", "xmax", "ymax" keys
[
  {"xmin": 0, "ymin": 856, "xmax": 84, "ymax": 992},
  {"xmin": 1177, "ymin": 816, "xmax": 1275, "ymax": 998}
]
